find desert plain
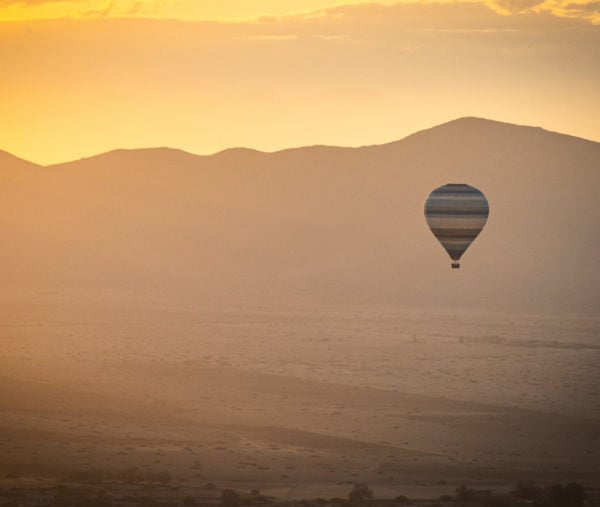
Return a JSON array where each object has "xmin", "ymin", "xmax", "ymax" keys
[{"xmin": 1, "ymin": 292, "xmax": 598, "ymax": 499}]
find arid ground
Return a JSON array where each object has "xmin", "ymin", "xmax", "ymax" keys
[{"xmin": 1, "ymin": 292, "xmax": 598, "ymax": 499}]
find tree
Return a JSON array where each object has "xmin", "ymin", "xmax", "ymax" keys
[
  {"xmin": 348, "ymin": 484, "xmax": 373, "ymax": 503},
  {"xmin": 543, "ymin": 482, "xmax": 585, "ymax": 507},
  {"xmin": 544, "ymin": 484, "xmax": 565, "ymax": 507},
  {"xmin": 512, "ymin": 480, "xmax": 541, "ymax": 501},
  {"xmin": 564, "ymin": 482, "xmax": 585, "ymax": 507},
  {"xmin": 221, "ymin": 489, "xmax": 241, "ymax": 507},
  {"xmin": 454, "ymin": 485, "xmax": 476, "ymax": 506}
]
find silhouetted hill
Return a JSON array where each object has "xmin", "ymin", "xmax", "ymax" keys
[
  {"xmin": 1, "ymin": 118, "xmax": 599, "ymax": 312},
  {"xmin": 0, "ymin": 150, "xmax": 41, "ymax": 172}
]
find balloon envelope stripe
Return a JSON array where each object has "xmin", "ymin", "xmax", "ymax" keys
[
  {"xmin": 425, "ymin": 210, "xmax": 489, "ymax": 215},
  {"xmin": 430, "ymin": 228, "xmax": 483, "ymax": 238},
  {"xmin": 431, "ymin": 187, "xmax": 483, "ymax": 195},
  {"xmin": 427, "ymin": 193, "xmax": 488, "ymax": 200},
  {"xmin": 427, "ymin": 198, "xmax": 489, "ymax": 206}
]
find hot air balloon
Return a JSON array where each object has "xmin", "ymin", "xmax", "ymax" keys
[{"xmin": 424, "ymin": 183, "xmax": 489, "ymax": 269}]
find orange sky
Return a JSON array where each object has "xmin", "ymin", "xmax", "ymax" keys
[
  {"xmin": 0, "ymin": 0, "xmax": 599, "ymax": 164},
  {"xmin": 2, "ymin": 1, "xmax": 399, "ymax": 21},
  {"xmin": 1, "ymin": 0, "xmax": 598, "ymax": 22}
]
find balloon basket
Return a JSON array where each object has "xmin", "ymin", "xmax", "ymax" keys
[{"xmin": 451, "ymin": 262, "xmax": 460, "ymax": 269}]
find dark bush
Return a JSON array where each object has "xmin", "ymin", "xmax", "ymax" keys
[
  {"xmin": 348, "ymin": 483, "xmax": 373, "ymax": 503},
  {"xmin": 222, "ymin": 489, "xmax": 241, "ymax": 507}
]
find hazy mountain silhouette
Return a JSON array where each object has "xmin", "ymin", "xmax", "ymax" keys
[
  {"xmin": 0, "ymin": 149, "xmax": 41, "ymax": 172},
  {"xmin": 2, "ymin": 117, "xmax": 599, "ymax": 312}
]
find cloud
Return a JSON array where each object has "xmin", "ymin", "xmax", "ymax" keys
[
  {"xmin": 476, "ymin": 0, "xmax": 599, "ymax": 22},
  {"xmin": 1, "ymin": 0, "xmax": 598, "ymax": 26},
  {"xmin": 0, "ymin": 0, "xmax": 77, "ymax": 5},
  {"xmin": 563, "ymin": 0, "xmax": 600, "ymax": 8},
  {"xmin": 126, "ymin": 1, "xmax": 142, "ymax": 15},
  {"xmin": 0, "ymin": 0, "xmax": 164, "ymax": 18},
  {"xmin": 77, "ymin": 0, "xmax": 163, "ymax": 18},
  {"xmin": 79, "ymin": 1, "xmax": 115, "ymax": 18},
  {"xmin": 551, "ymin": 0, "xmax": 600, "ymax": 21},
  {"xmin": 247, "ymin": 1, "xmax": 600, "ymax": 28},
  {"xmin": 260, "ymin": 1, "xmax": 595, "ymax": 34},
  {"xmin": 488, "ymin": 0, "xmax": 547, "ymax": 13}
]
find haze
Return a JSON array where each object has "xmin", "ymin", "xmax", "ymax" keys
[
  {"xmin": 0, "ymin": 1, "xmax": 599, "ymax": 504},
  {"xmin": 1, "ymin": 117, "xmax": 599, "ymax": 502}
]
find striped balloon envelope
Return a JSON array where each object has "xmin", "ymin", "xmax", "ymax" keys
[{"xmin": 424, "ymin": 184, "xmax": 489, "ymax": 269}]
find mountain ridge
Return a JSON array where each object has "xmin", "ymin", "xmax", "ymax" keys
[
  {"xmin": 2, "ymin": 117, "xmax": 598, "ymax": 169},
  {"xmin": 1, "ymin": 117, "xmax": 599, "ymax": 313},
  {"xmin": 0, "ymin": 149, "xmax": 42, "ymax": 170}
]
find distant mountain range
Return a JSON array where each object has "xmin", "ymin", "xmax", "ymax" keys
[{"xmin": 2, "ymin": 117, "xmax": 599, "ymax": 312}]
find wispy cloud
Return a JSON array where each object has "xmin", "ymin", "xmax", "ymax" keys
[
  {"xmin": 487, "ymin": 0, "xmax": 547, "ymax": 13},
  {"xmin": 75, "ymin": 0, "xmax": 167, "ymax": 18},
  {"xmin": 261, "ymin": 1, "xmax": 595, "ymax": 34},
  {"xmin": 476, "ymin": 0, "xmax": 599, "ymax": 22},
  {"xmin": 545, "ymin": 0, "xmax": 600, "ymax": 21},
  {"xmin": 0, "ymin": 0, "xmax": 78, "ymax": 5},
  {"xmin": 80, "ymin": 0, "xmax": 115, "ymax": 18},
  {"xmin": 0, "ymin": 0, "xmax": 167, "ymax": 19},
  {"xmin": 1, "ymin": 0, "xmax": 599, "ymax": 24}
]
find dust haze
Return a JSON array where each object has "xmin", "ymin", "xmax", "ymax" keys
[{"xmin": 1, "ymin": 118, "xmax": 599, "ymax": 504}]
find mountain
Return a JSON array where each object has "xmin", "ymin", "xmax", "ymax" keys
[
  {"xmin": 0, "ymin": 150, "xmax": 41, "ymax": 173},
  {"xmin": 1, "ymin": 117, "xmax": 599, "ymax": 312}
]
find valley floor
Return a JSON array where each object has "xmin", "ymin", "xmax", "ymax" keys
[{"xmin": 0, "ymin": 293, "xmax": 598, "ymax": 499}]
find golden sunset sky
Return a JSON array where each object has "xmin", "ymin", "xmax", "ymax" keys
[{"xmin": 1, "ymin": 0, "xmax": 599, "ymax": 164}]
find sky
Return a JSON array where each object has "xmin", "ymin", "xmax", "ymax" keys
[{"xmin": 0, "ymin": 0, "xmax": 599, "ymax": 164}]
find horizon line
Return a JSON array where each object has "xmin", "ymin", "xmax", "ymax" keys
[{"xmin": 3, "ymin": 116, "xmax": 598, "ymax": 168}]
